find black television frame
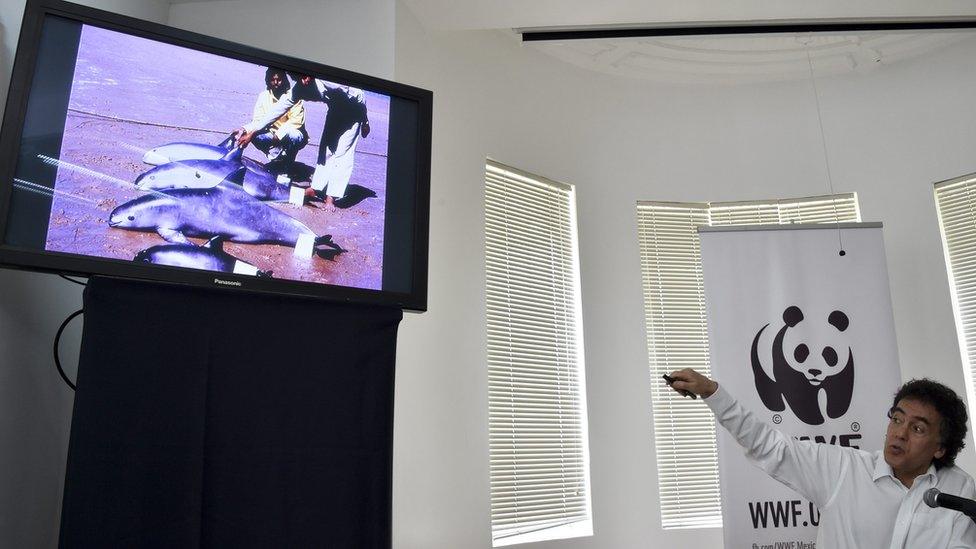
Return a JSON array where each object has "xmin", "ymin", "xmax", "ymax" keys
[{"xmin": 0, "ymin": 0, "xmax": 431, "ymax": 311}]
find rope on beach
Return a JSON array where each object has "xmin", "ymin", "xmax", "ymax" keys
[
  {"xmin": 65, "ymin": 108, "xmax": 392, "ymax": 159},
  {"xmin": 68, "ymin": 107, "xmax": 238, "ymax": 137}
]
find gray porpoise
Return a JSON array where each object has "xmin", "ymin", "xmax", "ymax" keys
[
  {"xmin": 142, "ymin": 134, "xmax": 237, "ymax": 165},
  {"xmin": 134, "ymin": 237, "xmax": 272, "ymax": 278},
  {"xmin": 110, "ymin": 184, "xmax": 321, "ymax": 246},
  {"xmin": 135, "ymin": 158, "xmax": 289, "ymax": 202}
]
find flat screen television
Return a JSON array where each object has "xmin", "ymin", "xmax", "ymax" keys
[{"xmin": 0, "ymin": 0, "xmax": 431, "ymax": 311}]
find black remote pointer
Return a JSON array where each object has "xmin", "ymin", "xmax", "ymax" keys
[{"xmin": 662, "ymin": 374, "xmax": 698, "ymax": 399}]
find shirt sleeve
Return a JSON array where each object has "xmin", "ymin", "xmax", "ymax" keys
[
  {"xmin": 251, "ymin": 91, "xmax": 268, "ymax": 125},
  {"xmin": 317, "ymin": 81, "xmax": 367, "ymax": 105},
  {"xmin": 348, "ymin": 87, "xmax": 366, "ymax": 105},
  {"xmin": 351, "ymin": 87, "xmax": 368, "ymax": 124},
  {"xmin": 244, "ymin": 89, "xmax": 297, "ymax": 134},
  {"xmin": 704, "ymin": 385, "xmax": 849, "ymax": 506}
]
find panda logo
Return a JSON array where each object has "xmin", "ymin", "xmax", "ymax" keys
[{"xmin": 750, "ymin": 305, "xmax": 854, "ymax": 426}]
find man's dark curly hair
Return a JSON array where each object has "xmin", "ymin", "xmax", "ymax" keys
[{"xmin": 891, "ymin": 379, "xmax": 968, "ymax": 469}]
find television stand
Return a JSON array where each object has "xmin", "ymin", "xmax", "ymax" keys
[{"xmin": 59, "ymin": 276, "xmax": 400, "ymax": 548}]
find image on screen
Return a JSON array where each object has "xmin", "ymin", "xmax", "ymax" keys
[{"xmin": 17, "ymin": 23, "xmax": 392, "ymax": 291}]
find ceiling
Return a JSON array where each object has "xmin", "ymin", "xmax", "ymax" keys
[
  {"xmin": 399, "ymin": 1, "xmax": 976, "ymax": 31},
  {"xmin": 165, "ymin": 0, "xmax": 976, "ymax": 83},
  {"xmin": 398, "ymin": 0, "xmax": 976, "ymax": 83}
]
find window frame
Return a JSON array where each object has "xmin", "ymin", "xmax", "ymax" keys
[
  {"xmin": 934, "ymin": 174, "xmax": 976, "ymax": 428},
  {"xmin": 485, "ymin": 159, "xmax": 593, "ymax": 546}
]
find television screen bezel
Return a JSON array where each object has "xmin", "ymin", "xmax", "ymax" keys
[{"xmin": 0, "ymin": 0, "xmax": 431, "ymax": 311}]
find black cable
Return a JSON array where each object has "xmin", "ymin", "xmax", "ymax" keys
[
  {"xmin": 59, "ymin": 274, "xmax": 87, "ymax": 286},
  {"xmin": 54, "ymin": 309, "xmax": 83, "ymax": 391}
]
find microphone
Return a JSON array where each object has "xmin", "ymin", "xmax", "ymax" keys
[{"xmin": 924, "ymin": 488, "xmax": 976, "ymax": 522}]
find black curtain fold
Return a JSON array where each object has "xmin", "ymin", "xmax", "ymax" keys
[{"xmin": 59, "ymin": 276, "xmax": 401, "ymax": 549}]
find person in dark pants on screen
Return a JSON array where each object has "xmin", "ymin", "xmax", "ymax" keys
[
  {"xmin": 236, "ymin": 74, "xmax": 369, "ymax": 212},
  {"xmin": 667, "ymin": 368, "xmax": 976, "ymax": 548}
]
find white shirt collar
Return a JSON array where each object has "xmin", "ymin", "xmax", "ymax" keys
[{"xmin": 871, "ymin": 452, "xmax": 938, "ymax": 486}]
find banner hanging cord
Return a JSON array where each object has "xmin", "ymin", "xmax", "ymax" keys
[{"xmin": 803, "ymin": 36, "xmax": 846, "ymax": 256}]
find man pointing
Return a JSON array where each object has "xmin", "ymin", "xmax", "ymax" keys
[{"xmin": 667, "ymin": 368, "xmax": 976, "ymax": 548}]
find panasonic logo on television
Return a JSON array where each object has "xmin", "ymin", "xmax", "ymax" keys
[{"xmin": 213, "ymin": 278, "xmax": 242, "ymax": 287}]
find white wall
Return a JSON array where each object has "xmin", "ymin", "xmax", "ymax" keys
[
  {"xmin": 393, "ymin": 4, "xmax": 976, "ymax": 548},
  {"xmin": 0, "ymin": 2, "xmax": 170, "ymax": 547},
  {"xmin": 167, "ymin": 0, "xmax": 395, "ymax": 80},
  {"xmin": 3, "ymin": 0, "xmax": 976, "ymax": 548}
]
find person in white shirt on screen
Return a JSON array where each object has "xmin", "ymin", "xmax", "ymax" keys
[{"xmin": 667, "ymin": 368, "xmax": 976, "ymax": 549}]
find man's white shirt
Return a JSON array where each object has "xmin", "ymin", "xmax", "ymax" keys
[{"xmin": 704, "ymin": 385, "xmax": 976, "ymax": 548}]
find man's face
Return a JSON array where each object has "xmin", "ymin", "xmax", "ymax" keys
[
  {"xmin": 300, "ymin": 75, "xmax": 313, "ymax": 86},
  {"xmin": 269, "ymin": 72, "xmax": 285, "ymax": 92},
  {"xmin": 884, "ymin": 398, "xmax": 946, "ymax": 478}
]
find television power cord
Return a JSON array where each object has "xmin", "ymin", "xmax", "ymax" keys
[
  {"xmin": 52, "ymin": 273, "xmax": 88, "ymax": 390},
  {"xmin": 54, "ymin": 309, "xmax": 83, "ymax": 391},
  {"xmin": 59, "ymin": 274, "xmax": 87, "ymax": 286}
]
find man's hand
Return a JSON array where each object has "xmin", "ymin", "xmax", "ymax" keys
[
  {"xmin": 667, "ymin": 368, "xmax": 719, "ymax": 398},
  {"xmin": 234, "ymin": 128, "xmax": 256, "ymax": 147}
]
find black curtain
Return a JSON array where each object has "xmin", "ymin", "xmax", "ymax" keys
[{"xmin": 59, "ymin": 277, "xmax": 401, "ymax": 548}]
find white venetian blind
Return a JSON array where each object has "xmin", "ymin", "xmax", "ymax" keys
[
  {"xmin": 935, "ymin": 175, "xmax": 976, "ymax": 421},
  {"xmin": 637, "ymin": 192, "xmax": 859, "ymax": 530},
  {"xmin": 485, "ymin": 160, "xmax": 592, "ymax": 546}
]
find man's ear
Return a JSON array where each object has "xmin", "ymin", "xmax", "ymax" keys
[{"xmin": 935, "ymin": 446, "xmax": 946, "ymax": 460}]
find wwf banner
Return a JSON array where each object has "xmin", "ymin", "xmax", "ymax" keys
[{"xmin": 698, "ymin": 223, "xmax": 901, "ymax": 549}]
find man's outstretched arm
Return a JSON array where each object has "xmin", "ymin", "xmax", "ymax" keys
[
  {"xmin": 237, "ymin": 89, "xmax": 300, "ymax": 146},
  {"xmin": 668, "ymin": 368, "xmax": 847, "ymax": 507}
]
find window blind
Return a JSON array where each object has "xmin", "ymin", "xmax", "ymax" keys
[
  {"xmin": 637, "ymin": 193, "xmax": 859, "ymax": 529},
  {"xmin": 485, "ymin": 160, "xmax": 591, "ymax": 546},
  {"xmin": 935, "ymin": 175, "xmax": 976, "ymax": 423}
]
